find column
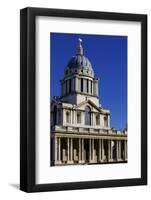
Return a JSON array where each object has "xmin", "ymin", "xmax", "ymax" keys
[
  {"xmin": 99, "ymin": 139, "xmax": 102, "ymax": 162},
  {"xmin": 124, "ymin": 140, "xmax": 127, "ymax": 160},
  {"xmin": 126, "ymin": 140, "xmax": 128, "ymax": 160},
  {"xmin": 67, "ymin": 138, "xmax": 70, "ymax": 162},
  {"xmin": 89, "ymin": 139, "xmax": 92, "ymax": 162},
  {"xmin": 72, "ymin": 110, "xmax": 75, "ymax": 124},
  {"xmin": 67, "ymin": 138, "xmax": 74, "ymax": 164},
  {"xmin": 92, "ymin": 139, "xmax": 94, "ymax": 161},
  {"xmin": 88, "ymin": 79, "xmax": 91, "ymax": 94},
  {"xmin": 55, "ymin": 137, "xmax": 58, "ymax": 163},
  {"xmin": 93, "ymin": 81, "xmax": 96, "ymax": 95},
  {"xmin": 78, "ymin": 138, "xmax": 81, "ymax": 162},
  {"xmin": 81, "ymin": 138, "xmax": 84, "ymax": 162},
  {"xmin": 70, "ymin": 109, "xmax": 73, "ymax": 124},
  {"xmin": 101, "ymin": 139, "xmax": 104, "ymax": 161},
  {"xmin": 58, "ymin": 137, "xmax": 61, "ymax": 162},
  {"xmin": 83, "ymin": 79, "xmax": 86, "ymax": 93},
  {"xmin": 108, "ymin": 140, "xmax": 111, "ymax": 162},
  {"xmin": 116, "ymin": 140, "xmax": 118, "ymax": 161},
  {"xmin": 119, "ymin": 140, "xmax": 121, "ymax": 160},
  {"xmin": 110, "ymin": 140, "xmax": 112, "ymax": 161},
  {"xmin": 70, "ymin": 138, "xmax": 73, "ymax": 161},
  {"xmin": 75, "ymin": 77, "xmax": 78, "ymax": 92}
]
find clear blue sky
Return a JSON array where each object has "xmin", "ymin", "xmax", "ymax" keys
[{"xmin": 50, "ymin": 32, "xmax": 127, "ymax": 130}]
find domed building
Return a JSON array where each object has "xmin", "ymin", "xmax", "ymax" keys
[{"xmin": 51, "ymin": 39, "xmax": 127, "ymax": 166}]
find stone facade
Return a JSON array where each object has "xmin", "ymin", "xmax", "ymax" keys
[{"xmin": 51, "ymin": 39, "xmax": 127, "ymax": 166}]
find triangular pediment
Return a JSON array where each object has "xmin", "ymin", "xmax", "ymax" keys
[{"xmin": 75, "ymin": 100, "xmax": 101, "ymax": 112}]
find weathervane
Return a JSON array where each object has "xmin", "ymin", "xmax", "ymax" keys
[
  {"xmin": 78, "ymin": 38, "xmax": 82, "ymax": 45},
  {"xmin": 77, "ymin": 38, "xmax": 83, "ymax": 55}
]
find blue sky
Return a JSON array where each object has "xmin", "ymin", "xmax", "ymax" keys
[{"xmin": 50, "ymin": 33, "xmax": 127, "ymax": 130}]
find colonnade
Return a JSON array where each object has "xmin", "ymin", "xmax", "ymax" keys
[{"xmin": 52, "ymin": 137, "xmax": 127, "ymax": 165}]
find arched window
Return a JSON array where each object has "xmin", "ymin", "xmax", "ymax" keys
[
  {"xmin": 77, "ymin": 112, "xmax": 81, "ymax": 124},
  {"xmin": 85, "ymin": 106, "xmax": 91, "ymax": 125},
  {"xmin": 96, "ymin": 114, "xmax": 100, "ymax": 125},
  {"xmin": 66, "ymin": 111, "xmax": 70, "ymax": 123},
  {"xmin": 53, "ymin": 106, "xmax": 57, "ymax": 125},
  {"xmin": 104, "ymin": 116, "xmax": 108, "ymax": 127}
]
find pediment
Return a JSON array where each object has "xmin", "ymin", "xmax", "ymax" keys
[{"xmin": 75, "ymin": 100, "xmax": 101, "ymax": 112}]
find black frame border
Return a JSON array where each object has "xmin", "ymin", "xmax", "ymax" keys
[{"xmin": 20, "ymin": 7, "xmax": 147, "ymax": 192}]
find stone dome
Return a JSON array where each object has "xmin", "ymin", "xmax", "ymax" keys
[
  {"xmin": 65, "ymin": 38, "xmax": 94, "ymax": 77},
  {"xmin": 67, "ymin": 54, "xmax": 93, "ymax": 70}
]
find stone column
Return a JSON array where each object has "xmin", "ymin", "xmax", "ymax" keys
[
  {"xmin": 92, "ymin": 139, "xmax": 94, "ymax": 161},
  {"xmin": 83, "ymin": 79, "xmax": 86, "ymax": 93},
  {"xmin": 126, "ymin": 140, "xmax": 128, "ymax": 160},
  {"xmin": 118, "ymin": 140, "xmax": 121, "ymax": 160},
  {"xmin": 58, "ymin": 137, "xmax": 61, "ymax": 161},
  {"xmin": 91, "ymin": 112, "xmax": 94, "ymax": 126},
  {"xmin": 78, "ymin": 138, "xmax": 81, "ymax": 163},
  {"xmin": 108, "ymin": 140, "xmax": 111, "ymax": 162},
  {"xmin": 72, "ymin": 110, "xmax": 75, "ymax": 124},
  {"xmin": 55, "ymin": 137, "xmax": 58, "ymax": 164},
  {"xmin": 67, "ymin": 138, "xmax": 74, "ymax": 164},
  {"xmin": 67, "ymin": 138, "xmax": 70, "ymax": 162},
  {"xmin": 93, "ymin": 81, "xmax": 96, "ymax": 96},
  {"xmin": 88, "ymin": 79, "xmax": 91, "ymax": 94},
  {"xmin": 111, "ymin": 140, "xmax": 114, "ymax": 160},
  {"xmin": 99, "ymin": 139, "xmax": 102, "ymax": 162},
  {"xmin": 81, "ymin": 138, "xmax": 84, "ymax": 162},
  {"xmin": 116, "ymin": 140, "xmax": 118, "ymax": 161},
  {"xmin": 101, "ymin": 139, "xmax": 104, "ymax": 161},
  {"xmin": 70, "ymin": 138, "xmax": 73, "ymax": 161},
  {"xmin": 75, "ymin": 77, "xmax": 78, "ymax": 92},
  {"xmin": 70, "ymin": 110, "xmax": 72, "ymax": 125},
  {"xmin": 89, "ymin": 139, "xmax": 92, "ymax": 162},
  {"xmin": 124, "ymin": 140, "xmax": 127, "ymax": 160}
]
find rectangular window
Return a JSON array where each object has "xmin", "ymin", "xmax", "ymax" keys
[
  {"xmin": 96, "ymin": 114, "xmax": 100, "ymax": 125},
  {"xmin": 91, "ymin": 80, "xmax": 93, "ymax": 93},
  {"xmin": 104, "ymin": 116, "xmax": 108, "ymax": 127},
  {"xmin": 77, "ymin": 112, "xmax": 81, "ymax": 124},
  {"xmin": 81, "ymin": 78, "xmax": 83, "ymax": 92},
  {"xmin": 87, "ymin": 79, "xmax": 89, "ymax": 93}
]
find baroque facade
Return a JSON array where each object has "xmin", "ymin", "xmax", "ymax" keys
[{"xmin": 51, "ymin": 39, "xmax": 127, "ymax": 166}]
